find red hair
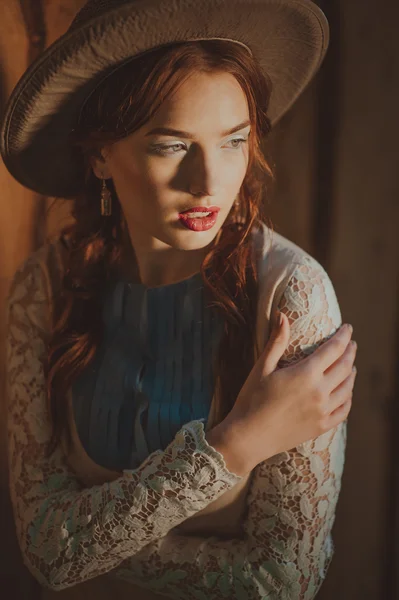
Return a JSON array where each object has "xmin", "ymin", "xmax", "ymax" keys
[{"xmin": 46, "ymin": 39, "xmax": 274, "ymax": 455}]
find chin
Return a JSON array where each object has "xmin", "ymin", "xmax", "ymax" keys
[{"xmin": 173, "ymin": 230, "xmax": 220, "ymax": 249}]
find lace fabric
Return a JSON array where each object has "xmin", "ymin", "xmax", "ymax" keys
[
  {"xmin": 109, "ymin": 257, "xmax": 346, "ymax": 599},
  {"xmin": 5, "ymin": 255, "xmax": 242, "ymax": 590},
  {"xmin": 6, "ymin": 247, "xmax": 346, "ymax": 599}
]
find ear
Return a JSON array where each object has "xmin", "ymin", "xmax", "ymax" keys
[{"xmin": 89, "ymin": 147, "xmax": 112, "ymax": 180}]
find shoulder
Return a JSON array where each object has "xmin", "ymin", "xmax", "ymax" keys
[
  {"xmin": 255, "ymin": 222, "xmax": 327, "ymax": 279},
  {"xmin": 256, "ymin": 222, "xmax": 336, "ymax": 291},
  {"xmin": 254, "ymin": 222, "xmax": 342, "ymax": 345}
]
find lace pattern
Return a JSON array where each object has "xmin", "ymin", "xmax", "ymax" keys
[
  {"xmin": 5, "ymin": 255, "xmax": 242, "ymax": 590},
  {"xmin": 6, "ymin": 248, "xmax": 347, "ymax": 599},
  {"xmin": 110, "ymin": 257, "xmax": 346, "ymax": 599}
]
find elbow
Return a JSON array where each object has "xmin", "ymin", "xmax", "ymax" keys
[
  {"xmin": 17, "ymin": 533, "xmax": 64, "ymax": 591},
  {"xmin": 292, "ymin": 548, "xmax": 336, "ymax": 600},
  {"xmin": 311, "ymin": 545, "xmax": 335, "ymax": 599},
  {"xmin": 41, "ymin": 574, "xmax": 72, "ymax": 593},
  {"xmin": 21, "ymin": 555, "xmax": 74, "ymax": 592},
  {"xmin": 234, "ymin": 548, "xmax": 335, "ymax": 600},
  {"xmin": 40, "ymin": 579, "xmax": 64, "ymax": 593},
  {"xmin": 17, "ymin": 524, "xmax": 79, "ymax": 591},
  {"xmin": 31, "ymin": 571, "xmax": 75, "ymax": 592}
]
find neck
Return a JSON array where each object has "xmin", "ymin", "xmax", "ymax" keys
[{"xmin": 118, "ymin": 224, "xmax": 208, "ymax": 287}]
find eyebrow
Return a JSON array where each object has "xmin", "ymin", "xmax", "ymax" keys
[{"xmin": 145, "ymin": 119, "xmax": 251, "ymax": 139}]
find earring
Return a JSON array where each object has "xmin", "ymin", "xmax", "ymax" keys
[{"xmin": 101, "ymin": 178, "xmax": 112, "ymax": 216}]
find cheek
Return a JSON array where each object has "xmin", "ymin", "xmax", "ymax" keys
[
  {"xmin": 135, "ymin": 175, "xmax": 172, "ymax": 214},
  {"xmin": 115, "ymin": 155, "xmax": 161, "ymax": 196},
  {"xmin": 225, "ymin": 159, "xmax": 248, "ymax": 191},
  {"xmin": 223, "ymin": 146, "xmax": 249, "ymax": 174},
  {"xmin": 115, "ymin": 164, "xmax": 171, "ymax": 221},
  {"xmin": 133, "ymin": 151, "xmax": 175, "ymax": 189}
]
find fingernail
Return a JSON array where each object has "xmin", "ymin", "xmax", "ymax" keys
[{"xmin": 279, "ymin": 312, "xmax": 284, "ymax": 327}]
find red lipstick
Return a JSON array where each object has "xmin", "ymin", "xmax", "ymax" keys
[{"xmin": 178, "ymin": 206, "xmax": 220, "ymax": 232}]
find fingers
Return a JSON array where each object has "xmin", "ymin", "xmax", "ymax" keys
[
  {"xmin": 329, "ymin": 366, "xmax": 357, "ymax": 415},
  {"xmin": 305, "ymin": 324, "xmax": 353, "ymax": 373},
  {"xmin": 329, "ymin": 396, "xmax": 352, "ymax": 429},
  {"xmin": 324, "ymin": 339, "xmax": 357, "ymax": 392},
  {"xmin": 261, "ymin": 311, "xmax": 291, "ymax": 376}
]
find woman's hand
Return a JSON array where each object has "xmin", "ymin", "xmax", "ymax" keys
[{"xmin": 218, "ymin": 313, "xmax": 357, "ymax": 473}]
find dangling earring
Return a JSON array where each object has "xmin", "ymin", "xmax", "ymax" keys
[{"xmin": 101, "ymin": 178, "xmax": 112, "ymax": 216}]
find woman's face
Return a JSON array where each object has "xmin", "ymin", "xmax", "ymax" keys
[{"xmin": 91, "ymin": 70, "xmax": 251, "ymax": 285}]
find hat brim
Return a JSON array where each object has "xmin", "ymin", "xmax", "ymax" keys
[{"xmin": 0, "ymin": 0, "xmax": 329, "ymax": 198}]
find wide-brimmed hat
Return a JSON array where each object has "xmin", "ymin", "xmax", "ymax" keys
[{"xmin": 0, "ymin": 0, "xmax": 329, "ymax": 198}]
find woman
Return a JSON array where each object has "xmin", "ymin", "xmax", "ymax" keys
[{"xmin": 1, "ymin": 1, "xmax": 357, "ymax": 599}]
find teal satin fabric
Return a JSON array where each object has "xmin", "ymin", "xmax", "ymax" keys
[{"xmin": 71, "ymin": 273, "xmax": 224, "ymax": 471}]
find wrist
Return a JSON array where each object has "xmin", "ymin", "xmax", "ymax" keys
[{"xmin": 205, "ymin": 418, "xmax": 253, "ymax": 477}]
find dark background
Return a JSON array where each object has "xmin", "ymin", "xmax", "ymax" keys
[{"xmin": 0, "ymin": 1, "xmax": 398, "ymax": 598}]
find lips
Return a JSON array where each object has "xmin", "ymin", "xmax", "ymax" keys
[
  {"xmin": 179, "ymin": 206, "xmax": 220, "ymax": 215},
  {"xmin": 178, "ymin": 207, "xmax": 220, "ymax": 232}
]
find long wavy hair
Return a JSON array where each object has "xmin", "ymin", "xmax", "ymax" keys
[{"xmin": 46, "ymin": 39, "xmax": 275, "ymax": 456}]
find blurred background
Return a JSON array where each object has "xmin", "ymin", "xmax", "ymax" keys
[{"xmin": 0, "ymin": 1, "xmax": 398, "ymax": 598}]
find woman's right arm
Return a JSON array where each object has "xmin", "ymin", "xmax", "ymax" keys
[{"xmin": 5, "ymin": 255, "xmax": 243, "ymax": 591}]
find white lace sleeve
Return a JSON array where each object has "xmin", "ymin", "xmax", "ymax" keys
[
  {"xmin": 5, "ymin": 254, "xmax": 243, "ymax": 591},
  {"xmin": 110, "ymin": 257, "xmax": 347, "ymax": 600}
]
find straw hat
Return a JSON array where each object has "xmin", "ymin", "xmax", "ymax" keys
[{"xmin": 0, "ymin": 0, "xmax": 329, "ymax": 198}]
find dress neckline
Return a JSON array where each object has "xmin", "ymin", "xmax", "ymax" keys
[{"xmin": 124, "ymin": 269, "xmax": 203, "ymax": 291}]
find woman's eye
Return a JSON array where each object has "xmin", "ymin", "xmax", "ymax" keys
[
  {"xmin": 226, "ymin": 137, "xmax": 247, "ymax": 149},
  {"xmin": 150, "ymin": 137, "xmax": 249, "ymax": 156},
  {"xmin": 151, "ymin": 143, "xmax": 186, "ymax": 156}
]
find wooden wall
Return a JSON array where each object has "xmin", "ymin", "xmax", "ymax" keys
[{"xmin": 1, "ymin": 1, "xmax": 398, "ymax": 599}]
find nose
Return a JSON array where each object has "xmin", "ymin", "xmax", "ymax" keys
[{"xmin": 188, "ymin": 147, "xmax": 219, "ymax": 197}]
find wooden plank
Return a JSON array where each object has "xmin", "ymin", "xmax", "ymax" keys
[
  {"xmin": 43, "ymin": 0, "xmax": 87, "ymax": 239},
  {"xmin": 266, "ymin": 82, "xmax": 319, "ymax": 256},
  {"xmin": 0, "ymin": 1, "xmax": 49, "ymax": 596},
  {"xmin": 0, "ymin": 3, "xmax": 41, "ymax": 596},
  {"xmin": 317, "ymin": 1, "xmax": 399, "ymax": 598}
]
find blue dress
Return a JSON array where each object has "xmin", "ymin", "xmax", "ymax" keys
[{"xmin": 71, "ymin": 271, "xmax": 225, "ymax": 471}]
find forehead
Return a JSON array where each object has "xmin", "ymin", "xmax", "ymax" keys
[{"xmin": 149, "ymin": 71, "xmax": 249, "ymax": 127}]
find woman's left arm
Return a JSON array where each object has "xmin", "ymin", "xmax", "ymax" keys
[{"xmin": 111, "ymin": 258, "xmax": 348, "ymax": 600}]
